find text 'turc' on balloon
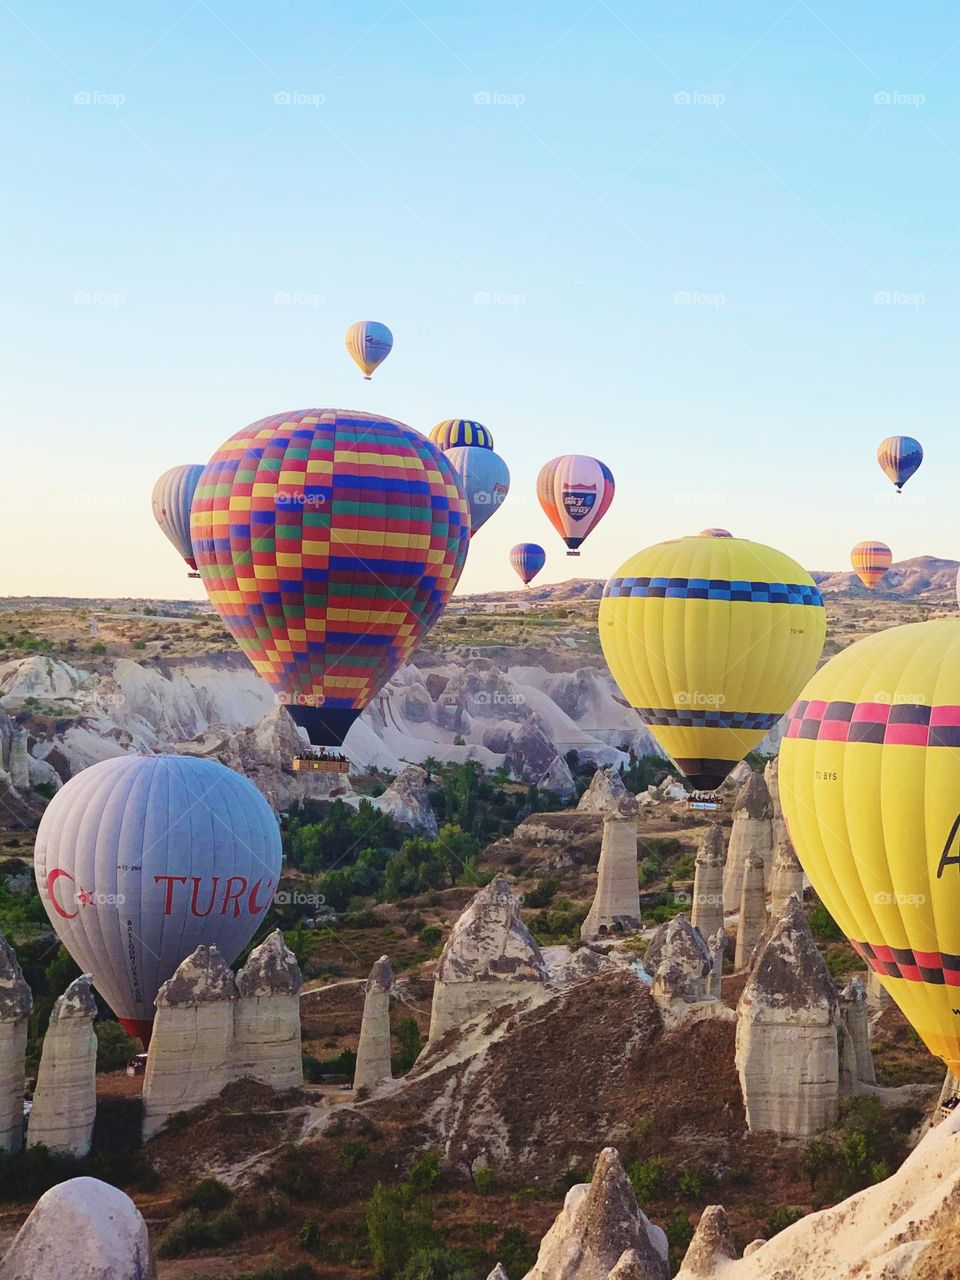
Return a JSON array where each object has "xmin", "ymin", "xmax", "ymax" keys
[
  {"xmin": 537, "ymin": 455, "xmax": 615, "ymax": 556},
  {"xmin": 34, "ymin": 754, "xmax": 282, "ymax": 1046}
]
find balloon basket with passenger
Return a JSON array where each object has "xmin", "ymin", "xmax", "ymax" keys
[{"xmin": 293, "ymin": 750, "xmax": 350, "ymax": 775}]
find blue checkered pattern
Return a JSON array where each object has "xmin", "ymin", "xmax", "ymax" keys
[
  {"xmin": 637, "ymin": 707, "xmax": 783, "ymax": 730},
  {"xmin": 603, "ymin": 577, "xmax": 823, "ymax": 605}
]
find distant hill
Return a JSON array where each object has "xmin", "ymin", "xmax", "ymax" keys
[{"xmin": 813, "ymin": 554, "xmax": 959, "ymax": 601}]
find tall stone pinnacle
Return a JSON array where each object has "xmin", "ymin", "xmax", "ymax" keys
[
  {"xmin": 354, "ymin": 955, "xmax": 395, "ymax": 1092},
  {"xmin": 735, "ymin": 849, "xmax": 767, "ymax": 971},
  {"xmin": 691, "ymin": 824, "xmax": 724, "ymax": 945},
  {"xmin": 723, "ymin": 770, "xmax": 773, "ymax": 906},
  {"xmin": 581, "ymin": 812, "xmax": 641, "ymax": 940}
]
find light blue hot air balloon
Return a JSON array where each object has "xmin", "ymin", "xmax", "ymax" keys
[
  {"xmin": 34, "ymin": 755, "xmax": 282, "ymax": 1045},
  {"xmin": 152, "ymin": 464, "xmax": 203, "ymax": 575},
  {"xmin": 444, "ymin": 445, "xmax": 510, "ymax": 536}
]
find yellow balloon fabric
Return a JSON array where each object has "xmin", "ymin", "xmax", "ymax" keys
[
  {"xmin": 780, "ymin": 619, "xmax": 960, "ymax": 1074},
  {"xmin": 599, "ymin": 534, "xmax": 825, "ymax": 789}
]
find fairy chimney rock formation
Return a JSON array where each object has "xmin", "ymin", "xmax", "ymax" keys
[
  {"xmin": 521, "ymin": 1147, "xmax": 669, "ymax": 1279},
  {"xmin": 0, "ymin": 933, "xmax": 32, "ymax": 1153},
  {"xmin": 678, "ymin": 1206, "xmax": 737, "ymax": 1276},
  {"xmin": 578, "ymin": 766, "xmax": 636, "ymax": 815},
  {"xmin": 770, "ymin": 833, "xmax": 804, "ymax": 916},
  {"xmin": 374, "ymin": 765, "xmax": 438, "ymax": 836},
  {"xmin": 234, "ymin": 930, "xmax": 303, "ymax": 1090},
  {"xmin": 142, "ymin": 945, "xmax": 238, "ymax": 1140},
  {"xmin": 691, "ymin": 825, "xmax": 724, "ymax": 945},
  {"xmin": 429, "ymin": 876, "xmax": 549, "ymax": 1042},
  {"xmin": 354, "ymin": 955, "xmax": 395, "ymax": 1093},
  {"xmin": 723, "ymin": 771, "xmax": 773, "ymax": 906},
  {"xmin": 706, "ymin": 929, "xmax": 726, "ymax": 1000},
  {"xmin": 764, "ymin": 755, "xmax": 788, "ymax": 848},
  {"xmin": 27, "ymin": 975, "xmax": 97, "ymax": 1157},
  {"xmin": 580, "ymin": 804, "xmax": 641, "ymax": 941},
  {"xmin": 840, "ymin": 975, "xmax": 876, "ymax": 1087},
  {"xmin": 645, "ymin": 914, "xmax": 712, "ymax": 1001},
  {"xmin": 487, "ymin": 1268, "xmax": 510, "ymax": 1280},
  {"xmin": 735, "ymin": 894, "xmax": 840, "ymax": 1137},
  {"xmin": 8, "ymin": 729, "xmax": 29, "ymax": 793},
  {"xmin": 735, "ymin": 850, "xmax": 767, "ymax": 971}
]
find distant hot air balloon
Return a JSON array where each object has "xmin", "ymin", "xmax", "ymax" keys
[
  {"xmin": 699, "ymin": 529, "xmax": 732, "ymax": 538},
  {"xmin": 510, "ymin": 543, "xmax": 546, "ymax": 586},
  {"xmin": 152, "ymin": 465, "xmax": 204, "ymax": 576},
  {"xmin": 851, "ymin": 540, "xmax": 892, "ymax": 589},
  {"xmin": 877, "ymin": 435, "xmax": 923, "ymax": 492},
  {"xmin": 599, "ymin": 533, "xmax": 826, "ymax": 790},
  {"xmin": 191, "ymin": 409, "xmax": 470, "ymax": 748},
  {"xmin": 345, "ymin": 321, "xmax": 393, "ymax": 379},
  {"xmin": 34, "ymin": 754, "xmax": 281, "ymax": 1046},
  {"xmin": 537, "ymin": 456, "xmax": 615, "ymax": 556},
  {"xmin": 429, "ymin": 420, "xmax": 494, "ymax": 451},
  {"xmin": 781, "ymin": 619, "xmax": 960, "ymax": 1076},
  {"xmin": 444, "ymin": 445, "xmax": 509, "ymax": 536}
]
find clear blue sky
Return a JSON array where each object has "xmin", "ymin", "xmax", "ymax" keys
[{"xmin": 3, "ymin": 0, "xmax": 960, "ymax": 598}]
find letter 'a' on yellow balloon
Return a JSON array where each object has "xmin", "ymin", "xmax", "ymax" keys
[
  {"xmin": 780, "ymin": 620, "xmax": 960, "ymax": 1076},
  {"xmin": 850, "ymin": 540, "xmax": 892, "ymax": 589},
  {"xmin": 598, "ymin": 532, "xmax": 826, "ymax": 790}
]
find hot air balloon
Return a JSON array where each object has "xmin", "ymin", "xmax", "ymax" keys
[
  {"xmin": 191, "ymin": 409, "xmax": 470, "ymax": 750},
  {"xmin": 510, "ymin": 543, "xmax": 545, "ymax": 586},
  {"xmin": 345, "ymin": 321, "xmax": 393, "ymax": 379},
  {"xmin": 429, "ymin": 419, "xmax": 493, "ymax": 451},
  {"xmin": 599, "ymin": 533, "xmax": 826, "ymax": 790},
  {"xmin": 34, "ymin": 754, "xmax": 281, "ymax": 1046},
  {"xmin": 152, "ymin": 465, "xmax": 204, "ymax": 576},
  {"xmin": 699, "ymin": 529, "xmax": 732, "ymax": 538},
  {"xmin": 877, "ymin": 435, "xmax": 923, "ymax": 492},
  {"xmin": 444, "ymin": 445, "xmax": 509, "ymax": 536},
  {"xmin": 537, "ymin": 456, "xmax": 615, "ymax": 556},
  {"xmin": 851, "ymin": 540, "xmax": 892, "ymax": 589},
  {"xmin": 780, "ymin": 619, "xmax": 960, "ymax": 1076}
]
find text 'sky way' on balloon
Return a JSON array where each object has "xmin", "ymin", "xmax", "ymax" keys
[
  {"xmin": 537, "ymin": 455, "xmax": 614, "ymax": 556},
  {"xmin": 851, "ymin": 540, "xmax": 892, "ymax": 589},
  {"xmin": 429, "ymin": 419, "xmax": 493, "ymax": 451},
  {"xmin": 599, "ymin": 532, "xmax": 826, "ymax": 790},
  {"xmin": 780, "ymin": 619, "xmax": 960, "ymax": 1074},
  {"xmin": 34, "ymin": 754, "xmax": 281, "ymax": 1045},
  {"xmin": 191, "ymin": 409, "xmax": 470, "ymax": 748},
  {"xmin": 151, "ymin": 465, "xmax": 204, "ymax": 575},
  {"xmin": 877, "ymin": 435, "xmax": 923, "ymax": 492},
  {"xmin": 345, "ymin": 321, "xmax": 393, "ymax": 379},
  {"xmin": 510, "ymin": 542, "xmax": 546, "ymax": 586},
  {"xmin": 444, "ymin": 445, "xmax": 509, "ymax": 536}
]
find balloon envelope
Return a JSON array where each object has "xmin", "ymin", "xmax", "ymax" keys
[
  {"xmin": 510, "ymin": 542, "xmax": 546, "ymax": 585},
  {"xmin": 429, "ymin": 420, "xmax": 494, "ymax": 451},
  {"xmin": 152, "ymin": 465, "xmax": 203, "ymax": 571},
  {"xmin": 345, "ymin": 321, "xmax": 393, "ymax": 378},
  {"xmin": 877, "ymin": 435, "xmax": 923, "ymax": 491},
  {"xmin": 780, "ymin": 619, "xmax": 960, "ymax": 1074},
  {"xmin": 443, "ymin": 446, "xmax": 509, "ymax": 536},
  {"xmin": 191, "ymin": 408, "xmax": 470, "ymax": 746},
  {"xmin": 537, "ymin": 455, "xmax": 614, "ymax": 554},
  {"xmin": 34, "ymin": 754, "xmax": 281, "ymax": 1044},
  {"xmin": 599, "ymin": 534, "xmax": 826, "ymax": 789},
  {"xmin": 851, "ymin": 540, "xmax": 892, "ymax": 589}
]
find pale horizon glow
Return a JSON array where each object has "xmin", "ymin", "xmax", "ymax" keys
[{"xmin": 3, "ymin": 2, "xmax": 960, "ymax": 600}]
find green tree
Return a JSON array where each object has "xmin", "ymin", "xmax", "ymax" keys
[{"xmin": 366, "ymin": 1183, "xmax": 434, "ymax": 1276}]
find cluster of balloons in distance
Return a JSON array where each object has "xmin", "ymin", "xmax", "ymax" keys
[{"xmin": 848, "ymin": 435, "xmax": 924, "ymax": 590}]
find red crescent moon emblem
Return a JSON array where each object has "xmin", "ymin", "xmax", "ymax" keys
[{"xmin": 47, "ymin": 868, "xmax": 78, "ymax": 920}]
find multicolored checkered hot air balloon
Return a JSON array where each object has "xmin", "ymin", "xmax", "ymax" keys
[
  {"xmin": 345, "ymin": 321, "xmax": 393, "ymax": 379},
  {"xmin": 191, "ymin": 409, "xmax": 470, "ymax": 747},
  {"xmin": 877, "ymin": 435, "xmax": 923, "ymax": 492},
  {"xmin": 537, "ymin": 455, "xmax": 615, "ymax": 556},
  {"xmin": 152, "ymin": 464, "xmax": 204, "ymax": 576},
  {"xmin": 851, "ymin": 540, "xmax": 892, "ymax": 589},
  {"xmin": 510, "ymin": 542, "xmax": 546, "ymax": 586},
  {"xmin": 599, "ymin": 532, "xmax": 826, "ymax": 790}
]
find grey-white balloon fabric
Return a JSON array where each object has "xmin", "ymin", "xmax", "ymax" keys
[{"xmin": 34, "ymin": 754, "xmax": 282, "ymax": 1036}]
